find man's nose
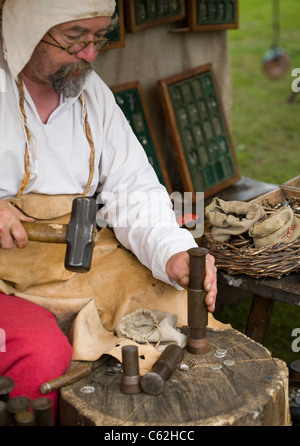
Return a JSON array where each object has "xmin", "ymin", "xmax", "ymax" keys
[{"xmin": 75, "ymin": 43, "xmax": 98, "ymax": 62}]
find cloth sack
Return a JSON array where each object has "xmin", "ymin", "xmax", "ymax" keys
[
  {"xmin": 205, "ymin": 197, "xmax": 266, "ymax": 242},
  {"xmin": 115, "ymin": 308, "xmax": 187, "ymax": 352},
  {"xmin": 0, "ymin": 194, "xmax": 229, "ymax": 374},
  {"xmin": 249, "ymin": 207, "xmax": 300, "ymax": 248}
]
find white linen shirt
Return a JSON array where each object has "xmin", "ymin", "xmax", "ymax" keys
[{"xmin": 0, "ymin": 39, "xmax": 197, "ymax": 286}]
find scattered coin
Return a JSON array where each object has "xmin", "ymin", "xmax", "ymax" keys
[
  {"xmin": 223, "ymin": 360, "xmax": 235, "ymax": 366},
  {"xmin": 105, "ymin": 368, "xmax": 116, "ymax": 376},
  {"xmin": 179, "ymin": 363, "xmax": 189, "ymax": 371},
  {"xmin": 214, "ymin": 348, "xmax": 227, "ymax": 358},
  {"xmin": 211, "ymin": 364, "xmax": 222, "ymax": 370},
  {"xmin": 80, "ymin": 386, "xmax": 95, "ymax": 394},
  {"xmin": 216, "ymin": 349, "xmax": 227, "ymax": 355},
  {"xmin": 214, "ymin": 352, "xmax": 226, "ymax": 358},
  {"xmin": 113, "ymin": 363, "xmax": 122, "ymax": 371}
]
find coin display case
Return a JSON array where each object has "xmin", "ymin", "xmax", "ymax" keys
[
  {"xmin": 110, "ymin": 81, "xmax": 172, "ymax": 193},
  {"xmin": 158, "ymin": 64, "xmax": 240, "ymax": 201},
  {"xmin": 188, "ymin": 0, "xmax": 238, "ymax": 31},
  {"xmin": 125, "ymin": 0, "xmax": 186, "ymax": 32},
  {"xmin": 101, "ymin": 0, "xmax": 125, "ymax": 50}
]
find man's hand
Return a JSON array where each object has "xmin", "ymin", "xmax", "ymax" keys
[
  {"xmin": 0, "ymin": 199, "xmax": 35, "ymax": 249},
  {"xmin": 166, "ymin": 250, "xmax": 217, "ymax": 313}
]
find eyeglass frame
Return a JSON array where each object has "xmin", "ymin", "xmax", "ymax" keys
[{"xmin": 41, "ymin": 32, "xmax": 110, "ymax": 55}]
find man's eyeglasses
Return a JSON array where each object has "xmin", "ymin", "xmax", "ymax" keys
[{"xmin": 41, "ymin": 33, "xmax": 110, "ymax": 55}]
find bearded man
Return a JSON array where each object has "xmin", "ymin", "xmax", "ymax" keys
[{"xmin": 0, "ymin": 0, "xmax": 218, "ymax": 421}]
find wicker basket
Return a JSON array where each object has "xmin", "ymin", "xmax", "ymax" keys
[{"xmin": 202, "ymin": 232, "xmax": 300, "ymax": 279}]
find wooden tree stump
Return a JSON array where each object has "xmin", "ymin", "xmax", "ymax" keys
[{"xmin": 59, "ymin": 329, "xmax": 291, "ymax": 426}]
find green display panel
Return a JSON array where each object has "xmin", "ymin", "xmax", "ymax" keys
[
  {"xmin": 188, "ymin": 0, "xmax": 238, "ymax": 31},
  {"xmin": 158, "ymin": 65, "xmax": 240, "ymax": 201},
  {"xmin": 196, "ymin": 0, "xmax": 237, "ymax": 25},
  {"xmin": 107, "ymin": 0, "xmax": 121, "ymax": 42},
  {"xmin": 134, "ymin": 0, "xmax": 184, "ymax": 25},
  {"xmin": 101, "ymin": 0, "xmax": 125, "ymax": 50},
  {"xmin": 126, "ymin": 0, "xmax": 186, "ymax": 32},
  {"xmin": 111, "ymin": 82, "xmax": 171, "ymax": 192}
]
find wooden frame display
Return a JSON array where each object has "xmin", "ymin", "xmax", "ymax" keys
[
  {"xmin": 158, "ymin": 64, "xmax": 240, "ymax": 201},
  {"xmin": 101, "ymin": 0, "xmax": 125, "ymax": 50},
  {"xmin": 125, "ymin": 0, "xmax": 186, "ymax": 33},
  {"xmin": 110, "ymin": 81, "xmax": 172, "ymax": 193},
  {"xmin": 187, "ymin": 0, "xmax": 238, "ymax": 31}
]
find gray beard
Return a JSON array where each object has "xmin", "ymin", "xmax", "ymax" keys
[{"xmin": 49, "ymin": 62, "xmax": 93, "ymax": 97}]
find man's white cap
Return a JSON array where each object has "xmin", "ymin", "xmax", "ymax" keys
[{"xmin": 2, "ymin": 0, "xmax": 116, "ymax": 77}]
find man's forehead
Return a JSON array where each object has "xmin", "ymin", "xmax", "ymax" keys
[{"xmin": 55, "ymin": 17, "xmax": 111, "ymax": 33}]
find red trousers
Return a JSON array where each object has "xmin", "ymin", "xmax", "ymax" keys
[{"xmin": 0, "ymin": 293, "xmax": 73, "ymax": 422}]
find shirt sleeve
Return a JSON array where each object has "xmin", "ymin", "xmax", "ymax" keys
[{"xmin": 92, "ymin": 79, "xmax": 198, "ymax": 286}]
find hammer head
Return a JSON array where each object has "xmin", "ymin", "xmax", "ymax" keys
[{"xmin": 65, "ymin": 197, "xmax": 97, "ymax": 273}]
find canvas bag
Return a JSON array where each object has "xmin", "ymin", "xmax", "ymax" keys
[
  {"xmin": 116, "ymin": 308, "xmax": 188, "ymax": 352},
  {"xmin": 205, "ymin": 197, "xmax": 266, "ymax": 242},
  {"xmin": 249, "ymin": 207, "xmax": 300, "ymax": 248}
]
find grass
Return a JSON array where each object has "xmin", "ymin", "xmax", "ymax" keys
[
  {"xmin": 227, "ymin": 0, "xmax": 300, "ymax": 184},
  {"xmin": 214, "ymin": 298, "xmax": 299, "ymax": 366},
  {"xmin": 214, "ymin": 0, "xmax": 300, "ymax": 372}
]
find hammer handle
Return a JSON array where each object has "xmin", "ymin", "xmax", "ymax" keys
[{"xmin": 22, "ymin": 222, "xmax": 67, "ymax": 244}]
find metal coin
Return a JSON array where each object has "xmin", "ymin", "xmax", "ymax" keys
[
  {"xmin": 214, "ymin": 352, "xmax": 226, "ymax": 359},
  {"xmin": 113, "ymin": 364, "xmax": 122, "ymax": 371},
  {"xmin": 80, "ymin": 386, "xmax": 95, "ymax": 394},
  {"xmin": 179, "ymin": 363, "xmax": 189, "ymax": 371},
  {"xmin": 211, "ymin": 364, "xmax": 222, "ymax": 370},
  {"xmin": 223, "ymin": 360, "xmax": 235, "ymax": 366},
  {"xmin": 216, "ymin": 349, "xmax": 227, "ymax": 355},
  {"xmin": 105, "ymin": 368, "xmax": 116, "ymax": 376}
]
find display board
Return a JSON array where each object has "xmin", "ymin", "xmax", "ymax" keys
[
  {"xmin": 125, "ymin": 0, "xmax": 186, "ymax": 32},
  {"xmin": 102, "ymin": 0, "xmax": 125, "ymax": 50},
  {"xmin": 111, "ymin": 81, "xmax": 172, "ymax": 193},
  {"xmin": 188, "ymin": 0, "xmax": 238, "ymax": 31},
  {"xmin": 158, "ymin": 64, "xmax": 240, "ymax": 201}
]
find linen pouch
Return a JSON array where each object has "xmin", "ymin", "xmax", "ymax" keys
[
  {"xmin": 249, "ymin": 207, "xmax": 300, "ymax": 248},
  {"xmin": 205, "ymin": 197, "xmax": 266, "ymax": 242}
]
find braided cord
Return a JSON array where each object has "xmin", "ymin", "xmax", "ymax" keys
[
  {"xmin": 79, "ymin": 94, "xmax": 95, "ymax": 197},
  {"xmin": 16, "ymin": 74, "xmax": 31, "ymax": 198}
]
